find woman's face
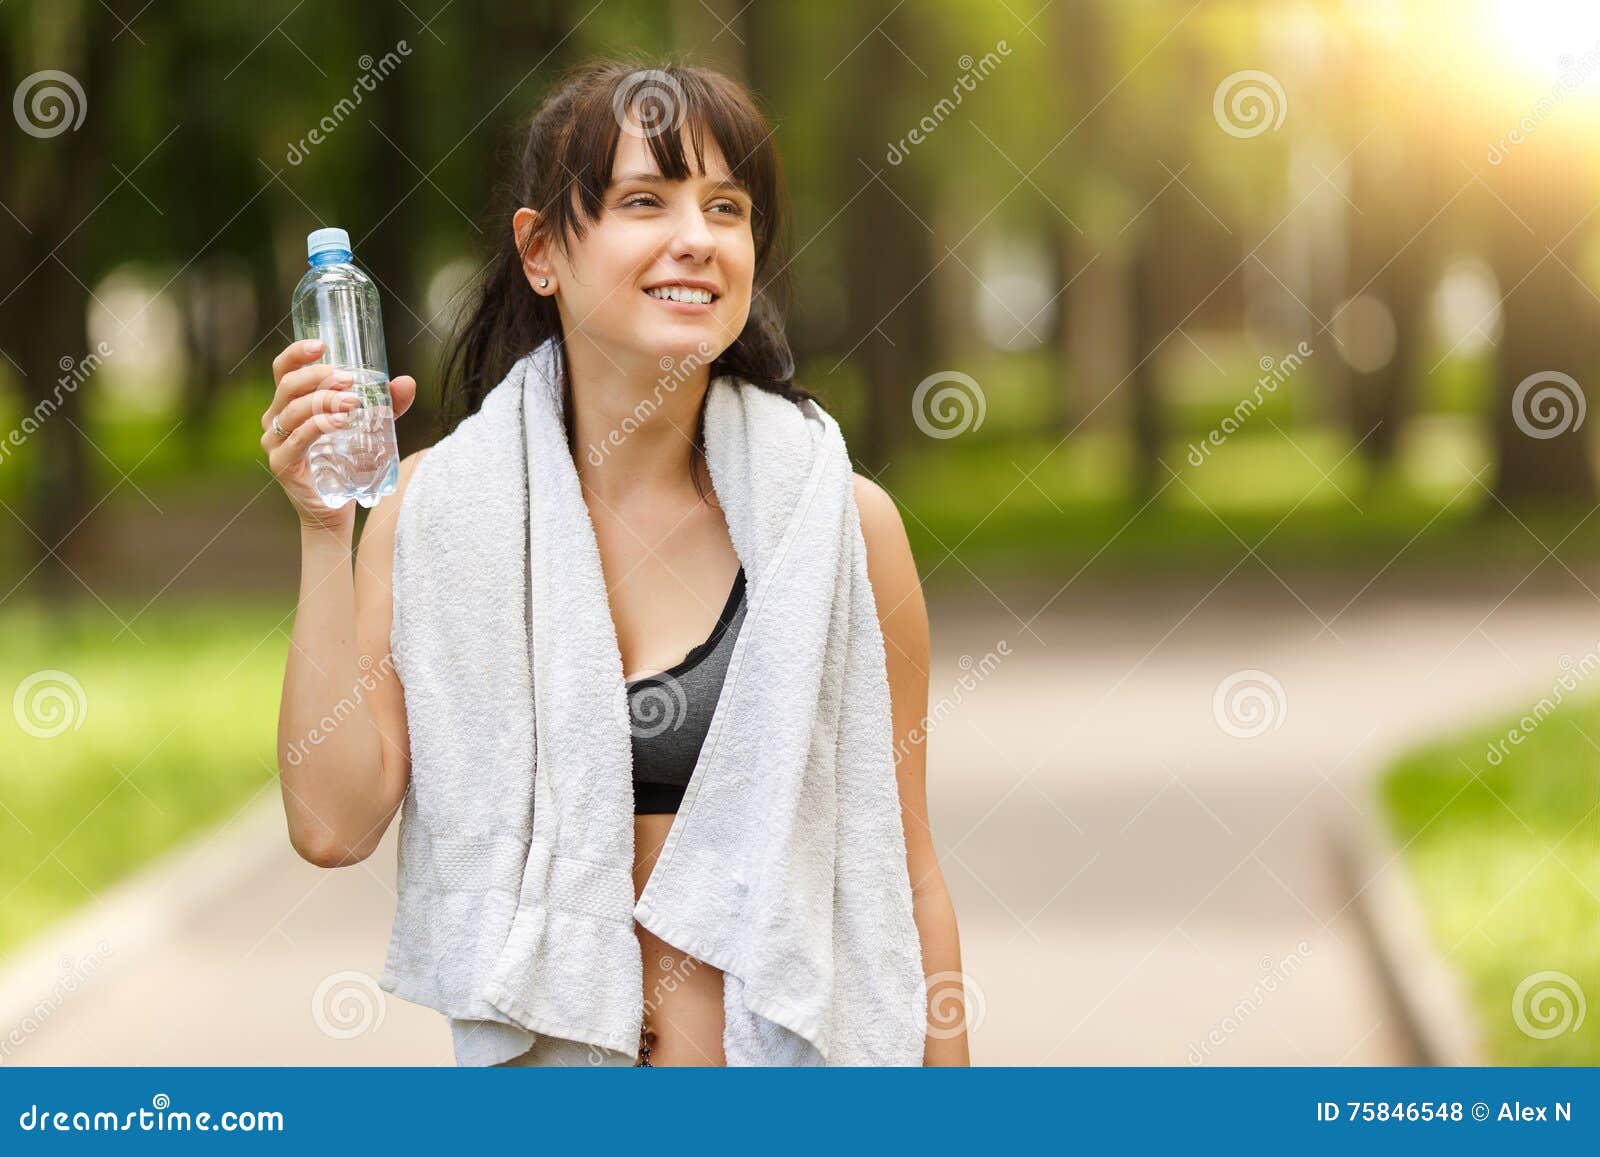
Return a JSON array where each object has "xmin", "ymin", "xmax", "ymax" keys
[{"xmin": 532, "ymin": 126, "xmax": 756, "ymax": 370}]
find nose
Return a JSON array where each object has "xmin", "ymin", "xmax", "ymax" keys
[{"xmin": 669, "ymin": 202, "xmax": 716, "ymax": 264}]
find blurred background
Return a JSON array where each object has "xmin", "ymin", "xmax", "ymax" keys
[{"xmin": 0, "ymin": 0, "xmax": 1597, "ymax": 1066}]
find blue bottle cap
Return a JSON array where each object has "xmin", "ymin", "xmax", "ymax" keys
[{"xmin": 307, "ymin": 227, "xmax": 352, "ymax": 260}]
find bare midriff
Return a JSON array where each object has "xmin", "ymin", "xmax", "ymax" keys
[{"xmin": 631, "ymin": 812, "xmax": 726, "ymax": 1065}]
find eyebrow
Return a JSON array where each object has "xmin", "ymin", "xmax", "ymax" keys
[{"xmin": 611, "ymin": 170, "xmax": 750, "ymax": 197}]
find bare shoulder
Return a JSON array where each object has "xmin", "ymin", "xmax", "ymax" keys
[
  {"xmin": 852, "ymin": 472, "xmax": 928, "ymax": 650},
  {"xmin": 853, "ymin": 473, "xmax": 915, "ymax": 582}
]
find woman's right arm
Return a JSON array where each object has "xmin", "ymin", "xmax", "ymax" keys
[{"xmin": 262, "ymin": 339, "xmax": 425, "ymax": 868}]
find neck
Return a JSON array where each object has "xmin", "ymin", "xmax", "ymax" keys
[{"xmin": 563, "ymin": 331, "xmax": 712, "ymax": 505}]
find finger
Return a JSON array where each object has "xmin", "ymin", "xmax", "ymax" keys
[
  {"xmin": 269, "ymin": 408, "xmax": 351, "ymax": 475},
  {"xmin": 271, "ymin": 338, "xmax": 324, "ymax": 383},
  {"xmin": 265, "ymin": 365, "xmax": 351, "ymax": 429},
  {"xmin": 389, "ymin": 375, "xmax": 417, "ymax": 419},
  {"xmin": 277, "ymin": 386, "xmax": 360, "ymax": 434}
]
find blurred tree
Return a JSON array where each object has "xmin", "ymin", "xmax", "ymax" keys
[
  {"xmin": 835, "ymin": 3, "xmax": 939, "ymax": 470},
  {"xmin": 0, "ymin": 2, "xmax": 117, "ymax": 597}
]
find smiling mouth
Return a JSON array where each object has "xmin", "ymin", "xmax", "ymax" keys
[{"xmin": 643, "ymin": 285, "xmax": 719, "ymax": 306}]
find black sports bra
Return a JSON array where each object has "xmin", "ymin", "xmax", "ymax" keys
[{"xmin": 623, "ymin": 567, "xmax": 747, "ymax": 814}]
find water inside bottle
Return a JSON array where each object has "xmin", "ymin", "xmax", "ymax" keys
[{"xmin": 305, "ymin": 368, "xmax": 400, "ymax": 508}]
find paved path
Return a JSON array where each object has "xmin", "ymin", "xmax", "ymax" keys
[{"xmin": 6, "ymin": 567, "xmax": 1596, "ymax": 1064}]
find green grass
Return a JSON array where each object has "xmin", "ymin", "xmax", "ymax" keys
[
  {"xmin": 0, "ymin": 598, "xmax": 292, "ymax": 960},
  {"xmin": 1379, "ymin": 698, "xmax": 1600, "ymax": 1064}
]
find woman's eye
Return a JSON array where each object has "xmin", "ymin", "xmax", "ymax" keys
[
  {"xmin": 711, "ymin": 201, "xmax": 744, "ymax": 217},
  {"xmin": 622, "ymin": 194, "xmax": 660, "ymax": 208}
]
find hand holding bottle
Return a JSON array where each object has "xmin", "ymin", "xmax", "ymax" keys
[{"xmin": 261, "ymin": 338, "xmax": 418, "ymax": 534}]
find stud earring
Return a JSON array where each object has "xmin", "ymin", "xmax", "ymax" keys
[{"xmin": 538, "ymin": 277, "xmax": 550, "ymax": 289}]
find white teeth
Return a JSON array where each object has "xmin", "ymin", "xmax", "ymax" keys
[{"xmin": 646, "ymin": 285, "xmax": 714, "ymax": 304}]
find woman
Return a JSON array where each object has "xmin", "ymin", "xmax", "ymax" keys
[{"xmin": 259, "ymin": 58, "xmax": 967, "ymax": 1067}]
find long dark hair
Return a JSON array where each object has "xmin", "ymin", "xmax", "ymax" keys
[{"xmin": 436, "ymin": 56, "xmax": 816, "ymax": 490}]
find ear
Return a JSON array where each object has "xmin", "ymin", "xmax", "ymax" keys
[{"xmin": 512, "ymin": 207, "xmax": 556, "ymax": 295}]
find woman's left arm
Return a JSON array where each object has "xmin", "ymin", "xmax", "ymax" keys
[{"xmin": 854, "ymin": 473, "xmax": 971, "ymax": 1067}]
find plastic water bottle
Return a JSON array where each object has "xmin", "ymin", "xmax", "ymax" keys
[{"xmin": 289, "ymin": 227, "xmax": 399, "ymax": 509}]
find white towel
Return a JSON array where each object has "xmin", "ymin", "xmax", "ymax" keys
[{"xmin": 380, "ymin": 336, "xmax": 926, "ymax": 1065}]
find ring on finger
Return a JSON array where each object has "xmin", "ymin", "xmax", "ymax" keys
[{"xmin": 271, "ymin": 415, "xmax": 288, "ymax": 439}]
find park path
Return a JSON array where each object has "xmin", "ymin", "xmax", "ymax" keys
[{"xmin": 6, "ymin": 566, "xmax": 1596, "ymax": 1064}]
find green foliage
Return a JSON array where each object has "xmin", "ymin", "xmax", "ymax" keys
[
  {"xmin": 1381, "ymin": 697, "xmax": 1600, "ymax": 1064},
  {"xmin": 0, "ymin": 599, "xmax": 290, "ymax": 959}
]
